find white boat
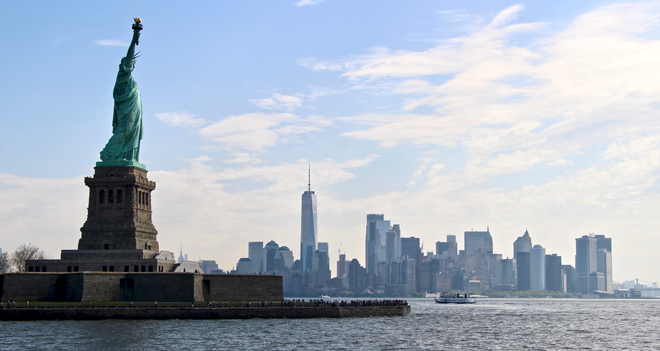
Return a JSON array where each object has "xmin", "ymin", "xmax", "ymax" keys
[
  {"xmin": 424, "ymin": 292, "xmax": 440, "ymax": 298},
  {"xmin": 435, "ymin": 292, "xmax": 476, "ymax": 304},
  {"xmin": 319, "ymin": 295, "xmax": 331, "ymax": 300}
]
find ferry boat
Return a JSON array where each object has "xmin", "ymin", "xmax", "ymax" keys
[
  {"xmin": 434, "ymin": 292, "xmax": 476, "ymax": 304},
  {"xmin": 319, "ymin": 295, "xmax": 331, "ymax": 300}
]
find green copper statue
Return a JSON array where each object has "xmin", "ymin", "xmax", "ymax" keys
[{"xmin": 98, "ymin": 18, "xmax": 145, "ymax": 169}]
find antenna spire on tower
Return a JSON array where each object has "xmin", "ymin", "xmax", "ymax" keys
[{"xmin": 308, "ymin": 164, "xmax": 311, "ymax": 192}]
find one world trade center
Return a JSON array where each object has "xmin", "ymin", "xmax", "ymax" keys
[{"xmin": 300, "ymin": 166, "xmax": 318, "ymax": 272}]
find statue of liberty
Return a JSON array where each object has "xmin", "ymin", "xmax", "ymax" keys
[{"xmin": 99, "ymin": 18, "xmax": 145, "ymax": 168}]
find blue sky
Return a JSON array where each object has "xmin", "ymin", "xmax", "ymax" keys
[{"xmin": 2, "ymin": 0, "xmax": 660, "ymax": 284}]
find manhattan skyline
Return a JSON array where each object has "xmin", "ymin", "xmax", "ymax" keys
[{"xmin": 2, "ymin": 1, "xmax": 660, "ymax": 283}]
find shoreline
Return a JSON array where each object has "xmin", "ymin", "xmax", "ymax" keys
[{"xmin": 0, "ymin": 305, "xmax": 411, "ymax": 320}]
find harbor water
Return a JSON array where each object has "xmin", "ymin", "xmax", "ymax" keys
[{"xmin": 1, "ymin": 298, "xmax": 658, "ymax": 350}]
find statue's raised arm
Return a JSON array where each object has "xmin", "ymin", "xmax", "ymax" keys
[
  {"xmin": 98, "ymin": 18, "xmax": 146, "ymax": 169},
  {"xmin": 126, "ymin": 18, "xmax": 142, "ymax": 65}
]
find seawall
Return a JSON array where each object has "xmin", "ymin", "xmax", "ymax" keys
[{"xmin": 0, "ymin": 305, "xmax": 410, "ymax": 320}]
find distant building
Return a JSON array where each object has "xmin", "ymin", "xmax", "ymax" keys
[
  {"xmin": 337, "ymin": 253, "xmax": 347, "ymax": 277},
  {"xmin": 348, "ymin": 259, "xmax": 366, "ymax": 292},
  {"xmin": 248, "ymin": 242, "xmax": 264, "ymax": 273},
  {"xmin": 312, "ymin": 249, "xmax": 329, "ymax": 271},
  {"xmin": 401, "ymin": 237, "xmax": 420, "ymax": 261},
  {"xmin": 436, "ymin": 235, "xmax": 458, "ymax": 259},
  {"xmin": 263, "ymin": 240, "xmax": 279, "ymax": 273},
  {"xmin": 545, "ymin": 254, "xmax": 563, "ymax": 292},
  {"xmin": 388, "ymin": 257, "xmax": 415, "ymax": 295},
  {"xmin": 178, "ymin": 247, "xmax": 185, "ymax": 264},
  {"xmin": 199, "ymin": 260, "xmax": 219, "ymax": 274},
  {"xmin": 499, "ymin": 258, "xmax": 517, "ymax": 287},
  {"xmin": 401, "ymin": 237, "xmax": 421, "ymax": 293},
  {"xmin": 313, "ymin": 250, "xmax": 331, "ymax": 288},
  {"xmin": 597, "ymin": 249, "xmax": 613, "ymax": 292},
  {"xmin": 464, "ymin": 228, "xmax": 493, "ymax": 258},
  {"xmin": 576, "ymin": 235, "xmax": 598, "ymax": 294},
  {"xmin": 236, "ymin": 258, "xmax": 253, "ymax": 274},
  {"xmin": 300, "ymin": 169, "xmax": 318, "ymax": 272},
  {"xmin": 513, "ymin": 230, "xmax": 532, "ymax": 259},
  {"xmin": 562, "ymin": 265, "xmax": 576, "ymax": 293},
  {"xmin": 385, "ymin": 224, "xmax": 401, "ymax": 264},
  {"xmin": 530, "ymin": 245, "xmax": 546, "ymax": 291},
  {"xmin": 365, "ymin": 214, "xmax": 390, "ymax": 274},
  {"xmin": 517, "ymin": 252, "xmax": 531, "ymax": 291},
  {"xmin": 595, "ymin": 234, "xmax": 612, "ymax": 252},
  {"xmin": 274, "ymin": 246, "xmax": 294, "ymax": 272}
]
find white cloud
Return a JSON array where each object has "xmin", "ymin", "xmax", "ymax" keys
[
  {"xmin": 155, "ymin": 112, "xmax": 206, "ymax": 128},
  {"xmin": 199, "ymin": 112, "xmax": 328, "ymax": 150},
  {"xmin": 324, "ymin": 3, "xmax": 660, "ymax": 186},
  {"xmin": 224, "ymin": 152, "xmax": 262, "ymax": 164},
  {"xmin": 254, "ymin": 93, "xmax": 303, "ymax": 112},
  {"xmin": 95, "ymin": 39, "xmax": 129, "ymax": 46},
  {"xmin": 295, "ymin": 0, "xmax": 326, "ymax": 6},
  {"xmin": 307, "ymin": 86, "xmax": 344, "ymax": 99}
]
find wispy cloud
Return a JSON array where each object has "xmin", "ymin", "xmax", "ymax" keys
[
  {"xmin": 296, "ymin": 0, "xmax": 326, "ymax": 6},
  {"xmin": 95, "ymin": 39, "xmax": 129, "ymax": 47},
  {"xmin": 155, "ymin": 112, "xmax": 206, "ymax": 128},
  {"xmin": 323, "ymin": 3, "xmax": 660, "ymax": 189},
  {"xmin": 307, "ymin": 86, "xmax": 343, "ymax": 99},
  {"xmin": 254, "ymin": 93, "xmax": 303, "ymax": 112},
  {"xmin": 198, "ymin": 112, "xmax": 329, "ymax": 150}
]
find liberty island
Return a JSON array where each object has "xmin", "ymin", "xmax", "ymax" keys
[{"xmin": 0, "ymin": 19, "xmax": 409, "ymax": 320}]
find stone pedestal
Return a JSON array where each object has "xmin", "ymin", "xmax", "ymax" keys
[{"xmin": 78, "ymin": 166, "xmax": 159, "ymax": 252}]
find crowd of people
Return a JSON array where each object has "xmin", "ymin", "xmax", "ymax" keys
[
  {"xmin": 335, "ymin": 299, "xmax": 408, "ymax": 307},
  {"xmin": 1, "ymin": 299, "xmax": 408, "ymax": 309},
  {"xmin": 275, "ymin": 299, "xmax": 408, "ymax": 308}
]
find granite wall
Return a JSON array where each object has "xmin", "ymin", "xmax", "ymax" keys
[{"xmin": 0, "ymin": 273, "xmax": 282, "ymax": 302}]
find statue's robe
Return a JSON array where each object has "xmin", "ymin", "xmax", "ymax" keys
[{"xmin": 100, "ymin": 57, "xmax": 143, "ymax": 162}]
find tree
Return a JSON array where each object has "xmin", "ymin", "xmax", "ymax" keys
[
  {"xmin": 10, "ymin": 243, "xmax": 48, "ymax": 272},
  {"xmin": 0, "ymin": 252, "xmax": 10, "ymax": 273}
]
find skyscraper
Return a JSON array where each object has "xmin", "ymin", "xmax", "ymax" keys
[
  {"xmin": 517, "ymin": 252, "xmax": 531, "ymax": 291},
  {"xmin": 264, "ymin": 240, "xmax": 279, "ymax": 273},
  {"xmin": 401, "ymin": 237, "xmax": 420, "ymax": 261},
  {"xmin": 500, "ymin": 258, "xmax": 517, "ymax": 286},
  {"xmin": 576, "ymin": 234, "xmax": 598, "ymax": 294},
  {"xmin": 348, "ymin": 259, "xmax": 366, "ymax": 292},
  {"xmin": 274, "ymin": 246, "xmax": 294, "ymax": 272},
  {"xmin": 386, "ymin": 224, "xmax": 401, "ymax": 264},
  {"xmin": 545, "ymin": 254, "xmax": 563, "ymax": 292},
  {"xmin": 595, "ymin": 234, "xmax": 613, "ymax": 292},
  {"xmin": 337, "ymin": 253, "xmax": 347, "ymax": 277},
  {"xmin": 365, "ymin": 214, "xmax": 390, "ymax": 273},
  {"xmin": 530, "ymin": 245, "xmax": 546, "ymax": 291},
  {"xmin": 436, "ymin": 235, "xmax": 458, "ymax": 259},
  {"xmin": 597, "ymin": 248, "xmax": 613, "ymax": 292},
  {"xmin": 248, "ymin": 241, "xmax": 264, "ymax": 273},
  {"xmin": 464, "ymin": 228, "xmax": 493, "ymax": 257},
  {"xmin": 300, "ymin": 167, "xmax": 318, "ymax": 272},
  {"xmin": 236, "ymin": 258, "xmax": 253, "ymax": 274},
  {"xmin": 513, "ymin": 230, "xmax": 532, "ymax": 259}
]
